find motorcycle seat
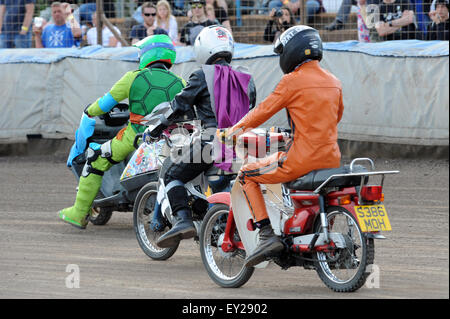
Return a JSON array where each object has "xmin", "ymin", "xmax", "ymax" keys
[{"xmin": 284, "ymin": 165, "xmax": 368, "ymax": 191}]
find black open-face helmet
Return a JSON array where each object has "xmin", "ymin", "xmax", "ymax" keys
[{"xmin": 274, "ymin": 25, "xmax": 323, "ymax": 74}]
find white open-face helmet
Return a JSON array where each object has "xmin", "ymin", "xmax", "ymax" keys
[{"xmin": 193, "ymin": 25, "xmax": 234, "ymax": 65}]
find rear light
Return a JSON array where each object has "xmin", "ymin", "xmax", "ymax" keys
[
  {"xmin": 338, "ymin": 194, "xmax": 351, "ymax": 205},
  {"xmin": 361, "ymin": 186, "xmax": 383, "ymax": 201}
]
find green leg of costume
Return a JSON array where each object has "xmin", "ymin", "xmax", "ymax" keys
[
  {"xmin": 59, "ymin": 125, "xmax": 136, "ymax": 229},
  {"xmin": 58, "ymin": 174, "xmax": 103, "ymax": 229}
]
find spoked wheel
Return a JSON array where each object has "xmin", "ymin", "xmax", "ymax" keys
[
  {"xmin": 314, "ymin": 206, "xmax": 375, "ymax": 292},
  {"xmin": 133, "ymin": 182, "xmax": 179, "ymax": 260},
  {"xmin": 200, "ymin": 204, "xmax": 254, "ymax": 288}
]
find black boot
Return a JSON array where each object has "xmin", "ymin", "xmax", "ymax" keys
[
  {"xmin": 325, "ymin": 19, "xmax": 344, "ymax": 31},
  {"xmin": 156, "ymin": 210, "xmax": 196, "ymax": 248},
  {"xmin": 244, "ymin": 224, "xmax": 284, "ymax": 268}
]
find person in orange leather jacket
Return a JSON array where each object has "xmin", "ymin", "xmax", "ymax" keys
[{"xmin": 228, "ymin": 25, "xmax": 344, "ymax": 268}]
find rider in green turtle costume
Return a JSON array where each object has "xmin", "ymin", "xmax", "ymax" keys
[{"xmin": 59, "ymin": 35, "xmax": 185, "ymax": 229}]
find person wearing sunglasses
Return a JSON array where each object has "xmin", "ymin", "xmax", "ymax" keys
[
  {"xmin": 180, "ymin": 0, "xmax": 216, "ymax": 45},
  {"xmin": 154, "ymin": 0, "xmax": 179, "ymax": 43},
  {"xmin": 131, "ymin": 2, "xmax": 168, "ymax": 44}
]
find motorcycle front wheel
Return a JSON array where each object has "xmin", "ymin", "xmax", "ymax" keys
[
  {"xmin": 314, "ymin": 206, "xmax": 375, "ymax": 292},
  {"xmin": 133, "ymin": 182, "xmax": 179, "ymax": 260},
  {"xmin": 200, "ymin": 204, "xmax": 254, "ymax": 288}
]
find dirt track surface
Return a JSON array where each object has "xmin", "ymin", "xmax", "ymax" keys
[{"xmin": 0, "ymin": 155, "xmax": 448, "ymax": 299}]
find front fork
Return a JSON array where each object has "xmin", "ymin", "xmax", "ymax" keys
[{"xmin": 220, "ymin": 209, "xmax": 244, "ymax": 252}]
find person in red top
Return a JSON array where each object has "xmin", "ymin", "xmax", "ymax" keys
[{"xmin": 228, "ymin": 25, "xmax": 344, "ymax": 268}]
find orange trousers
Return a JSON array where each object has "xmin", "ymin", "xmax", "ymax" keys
[{"xmin": 238, "ymin": 151, "xmax": 293, "ymax": 222}]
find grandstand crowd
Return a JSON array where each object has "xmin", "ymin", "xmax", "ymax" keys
[{"xmin": 0, "ymin": 0, "xmax": 448, "ymax": 49}]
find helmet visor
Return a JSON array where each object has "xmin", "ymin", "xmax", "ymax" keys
[{"xmin": 274, "ymin": 38, "xmax": 283, "ymax": 55}]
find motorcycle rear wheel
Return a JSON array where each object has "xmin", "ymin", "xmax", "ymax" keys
[
  {"xmin": 314, "ymin": 206, "xmax": 375, "ymax": 292},
  {"xmin": 89, "ymin": 206, "xmax": 113, "ymax": 225},
  {"xmin": 200, "ymin": 204, "xmax": 254, "ymax": 288},
  {"xmin": 133, "ymin": 182, "xmax": 179, "ymax": 260}
]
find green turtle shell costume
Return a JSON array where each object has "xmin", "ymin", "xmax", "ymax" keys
[{"xmin": 58, "ymin": 35, "xmax": 185, "ymax": 229}]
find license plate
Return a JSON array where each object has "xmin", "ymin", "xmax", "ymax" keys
[{"xmin": 354, "ymin": 204, "xmax": 392, "ymax": 232}]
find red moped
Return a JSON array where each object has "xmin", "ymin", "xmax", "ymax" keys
[{"xmin": 199, "ymin": 128, "xmax": 398, "ymax": 292}]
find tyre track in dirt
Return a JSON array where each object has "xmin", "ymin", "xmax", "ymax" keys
[{"xmin": 0, "ymin": 156, "xmax": 448, "ymax": 299}]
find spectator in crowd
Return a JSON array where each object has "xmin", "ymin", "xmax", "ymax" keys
[
  {"xmin": 357, "ymin": 0, "xmax": 371, "ymax": 42},
  {"xmin": 0, "ymin": 0, "xmax": 35, "ymax": 48},
  {"xmin": 179, "ymin": 0, "xmax": 216, "ymax": 45},
  {"xmin": 264, "ymin": 6, "xmax": 296, "ymax": 43},
  {"xmin": 427, "ymin": 0, "xmax": 449, "ymax": 39},
  {"xmin": 62, "ymin": 1, "xmax": 82, "ymax": 45},
  {"xmin": 268, "ymin": 0, "xmax": 325, "ymax": 23},
  {"xmin": 33, "ymin": 1, "xmax": 81, "ymax": 48},
  {"xmin": 177, "ymin": 0, "xmax": 228, "ymax": 13},
  {"xmin": 86, "ymin": 11, "xmax": 122, "ymax": 47},
  {"xmin": 205, "ymin": 0, "xmax": 232, "ymax": 33},
  {"xmin": 133, "ymin": 0, "xmax": 157, "ymax": 24},
  {"xmin": 39, "ymin": 1, "xmax": 79, "ymax": 27},
  {"xmin": 206, "ymin": 2, "xmax": 219, "ymax": 21},
  {"xmin": 409, "ymin": 0, "xmax": 434, "ymax": 38},
  {"xmin": 373, "ymin": 0, "xmax": 418, "ymax": 41},
  {"xmin": 154, "ymin": 0, "xmax": 179, "ymax": 42},
  {"xmin": 131, "ymin": 2, "xmax": 167, "ymax": 44},
  {"xmin": 325, "ymin": 0, "xmax": 380, "ymax": 31}
]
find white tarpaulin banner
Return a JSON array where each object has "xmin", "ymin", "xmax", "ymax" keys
[{"xmin": 0, "ymin": 42, "xmax": 448, "ymax": 145}]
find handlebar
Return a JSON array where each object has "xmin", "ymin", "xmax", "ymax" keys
[
  {"xmin": 217, "ymin": 126, "xmax": 292, "ymax": 142},
  {"xmin": 217, "ymin": 127, "xmax": 242, "ymax": 145},
  {"xmin": 270, "ymin": 126, "xmax": 292, "ymax": 135}
]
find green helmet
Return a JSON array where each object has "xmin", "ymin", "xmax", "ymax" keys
[{"xmin": 134, "ymin": 35, "xmax": 176, "ymax": 69}]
